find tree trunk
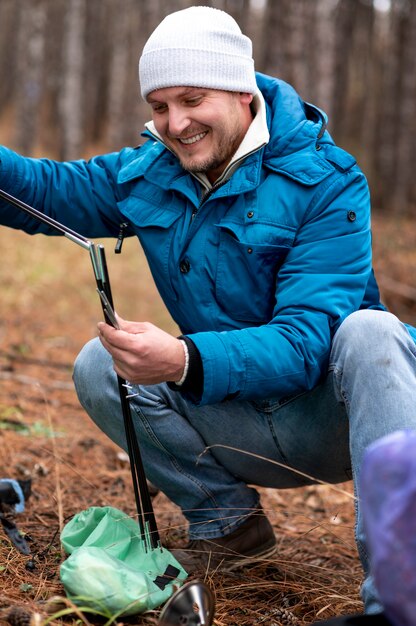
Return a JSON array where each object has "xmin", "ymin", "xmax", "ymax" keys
[
  {"xmin": 390, "ymin": 1, "xmax": 416, "ymax": 213},
  {"xmin": 374, "ymin": 0, "xmax": 402, "ymax": 210},
  {"xmin": 330, "ymin": 0, "xmax": 359, "ymax": 142},
  {"xmin": 313, "ymin": 0, "xmax": 337, "ymax": 125},
  {"xmin": 0, "ymin": 2, "xmax": 19, "ymax": 112},
  {"xmin": 83, "ymin": 0, "xmax": 111, "ymax": 148},
  {"xmin": 259, "ymin": 0, "xmax": 284, "ymax": 78},
  {"xmin": 59, "ymin": 0, "xmax": 86, "ymax": 160},
  {"xmin": 14, "ymin": 0, "xmax": 46, "ymax": 155}
]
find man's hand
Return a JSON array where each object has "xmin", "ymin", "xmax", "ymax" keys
[{"xmin": 97, "ymin": 316, "xmax": 185, "ymax": 385}]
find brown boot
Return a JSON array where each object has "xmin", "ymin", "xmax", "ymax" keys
[{"xmin": 172, "ymin": 508, "xmax": 277, "ymax": 574}]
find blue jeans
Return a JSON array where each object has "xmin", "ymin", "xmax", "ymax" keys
[{"xmin": 73, "ymin": 310, "xmax": 416, "ymax": 614}]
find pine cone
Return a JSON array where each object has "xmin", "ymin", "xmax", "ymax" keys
[
  {"xmin": 271, "ymin": 607, "xmax": 298, "ymax": 625},
  {"xmin": 6, "ymin": 607, "xmax": 31, "ymax": 626},
  {"xmin": 6, "ymin": 607, "xmax": 42, "ymax": 626}
]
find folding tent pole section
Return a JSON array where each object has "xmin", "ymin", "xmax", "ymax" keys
[
  {"xmin": 0, "ymin": 188, "xmax": 159, "ymax": 548},
  {"xmin": 0, "ymin": 188, "xmax": 91, "ymax": 249},
  {"xmin": 93, "ymin": 244, "xmax": 160, "ymax": 548}
]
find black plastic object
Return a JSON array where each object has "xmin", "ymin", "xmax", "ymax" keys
[
  {"xmin": 158, "ymin": 581, "xmax": 215, "ymax": 626},
  {"xmin": 0, "ymin": 478, "xmax": 32, "ymax": 554},
  {"xmin": 0, "ymin": 515, "xmax": 31, "ymax": 555},
  {"xmin": 0, "ymin": 479, "xmax": 31, "ymax": 506}
]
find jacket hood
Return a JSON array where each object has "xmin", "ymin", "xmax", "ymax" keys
[
  {"xmin": 256, "ymin": 72, "xmax": 330, "ymax": 159},
  {"xmin": 255, "ymin": 73, "xmax": 345, "ymax": 185}
]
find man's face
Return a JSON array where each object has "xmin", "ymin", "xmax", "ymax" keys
[{"xmin": 147, "ymin": 87, "xmax": 253, "ymax": 183}]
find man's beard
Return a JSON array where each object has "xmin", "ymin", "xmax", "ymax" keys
[{"xmin": 173, "ymin": 119, "xmax": 245, "ymax": 178}]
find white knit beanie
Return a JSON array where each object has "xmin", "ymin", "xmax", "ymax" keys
[{"xmin": 139, "ymin": 6, "xmax": 257, "ymax": 100}]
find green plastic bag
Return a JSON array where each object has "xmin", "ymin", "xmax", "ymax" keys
[{"xmin": 60, "ymin": 506, "xmax": 188, "ymax": 617}]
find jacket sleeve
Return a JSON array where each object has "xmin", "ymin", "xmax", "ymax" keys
[
  {"xmin": 185, "ymin": 168, "xmax": 372, "ymax": 405},
  {"xmin": 0, "ymin": 146, "xmax": 132, "ymax": 238}
]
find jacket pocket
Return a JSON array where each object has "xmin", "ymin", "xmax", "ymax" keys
[
  {"xmin": 215, "ymin": 221, "xmax": 294, "ymax": 323},
  {"xmin": 117, "ymin": 184, "xmax": 182, "ymax": 228}
]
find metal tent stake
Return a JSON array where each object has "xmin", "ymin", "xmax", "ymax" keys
[{"xmin": 0, "ymin": 188, "xmax": 159, "ymax": 548}]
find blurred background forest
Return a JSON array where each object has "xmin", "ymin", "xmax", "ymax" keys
[
  {"xmin": 0, "ymin": 0, "xmax": 416, "ymax": 216},
  {"xmin": 0, "ymin": 3, "xmax": 415, "ymax": 622}
]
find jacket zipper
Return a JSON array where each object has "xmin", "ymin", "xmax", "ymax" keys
[
  {"xmin": 190, "ymin": 143, "xmax": 265, "ymax": 220},
  {"xmin": 191, "ymin": 182, "xmax": 224, "ymax": 220}
]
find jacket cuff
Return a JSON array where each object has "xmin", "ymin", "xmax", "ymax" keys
[{"xmin": 168, "ymin": 335, "xmax": 203, "ymax": 398}]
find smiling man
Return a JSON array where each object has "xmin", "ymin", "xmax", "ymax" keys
[{"xmin": 0, "ymin": 6, "xmax": 415, "ymax": 624}]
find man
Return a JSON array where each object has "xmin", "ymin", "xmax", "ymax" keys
[{"xmin": 0, "ymin": 6, "xmax": 415, "ymax": 621}]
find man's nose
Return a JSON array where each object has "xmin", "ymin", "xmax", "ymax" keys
[{"xmin": 168, "ymin": 107, "xmax": 190, "ymax": 136}]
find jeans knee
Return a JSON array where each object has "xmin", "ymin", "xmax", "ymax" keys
[
  {"xmin": 73, "ymin": 337, "xmax": 98, "ymax": 385},
  {"xmin": 73, "ymin": 337, "xmax": 111, "ymax": 405},
  {"xmin": 331, "ymin": 310, "xmax": 405, "ymax": 368}
]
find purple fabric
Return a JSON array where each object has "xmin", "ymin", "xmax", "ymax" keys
[{"xmin": 361, "ymin": 430, "xmax": 416, "ymax": 626}]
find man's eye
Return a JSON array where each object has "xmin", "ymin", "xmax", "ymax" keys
[
  {"xmin": 152, "ymin": 105, "xmax": 167, "ymax": 113},
  {"xmin": 185, "ymin": 97, "xmax": 202, "ymax": 106}
]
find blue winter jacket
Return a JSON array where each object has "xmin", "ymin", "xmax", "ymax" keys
[{"xmin": 0, "ymin": 73, "xmax": 410, "ymax": 405}]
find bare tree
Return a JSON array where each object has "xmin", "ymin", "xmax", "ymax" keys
[
  {"xmin": 106, "ymin": 0, "xmax": 132, "ymax": 148},
  {"xmin": 281, "ymin": 0, "xmax": 311, "ymax": 96},
  {"xmin": 259, "ymin": 0, "xmax": 285, "ymax": 78},
  {"xmin": 358, "ymin": 1, "xmax": 378, "ymax": 178},
  {"xmin": 105, "ymin": 0, "xmax": 153, "ymax": 149},
  {"xmin": 352, "ymin": 1, "xmax": 376, "ymax": 138},
  {"xmin": 313, "ymin": 0, "xmax": 337, "ymax": 123},
  {"xmin": 0, "ymin": 1, "xmax": 19, "ymax": 112},
  {"xmin": 330, "ymin": 0, "xmax": 359, "ymax": 141},
  {"xmin": 59, "ymin": 0, "xmax": 86, "ymax": 160},
  {"xmin": 14, "ymin": 0, "xmax": 46, "ymax": 155},
  {"xmin": 373, "ymin": 0, "xmax": 404, "ymax": 210},
  {"xmin": 39, "ymin": 0, "xmax": 66, "ymax": 156},
  {"xmin": 390, "ymin": 0, "xmax": 416, "ymax": 213},
  {"xmin": 82, "ymin": 0, "xmax": 111, "ymax": 148}
]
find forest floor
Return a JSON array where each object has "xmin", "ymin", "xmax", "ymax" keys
[{"xmin": 0, "ymin": 212, "xmax": 415, "ymax": 626}]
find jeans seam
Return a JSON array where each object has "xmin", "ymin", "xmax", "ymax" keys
[
  {"xmin": 352, "ymin": 462, "xmax": 370, "ymax": 568},
  {"xmin": 253, "ymin": 406, "xmax": 309, "ymax": 488},
  {"xmin": 251, "ymin": 402, "xmax": 288, "ymax": 460},
  {"xmin": 330, "ymin": 364, "xmax": 351, "ymax": 410},
  {"xmin": 265, "ymin": 413, "xmax": 289, "ymax": 463},
  {"xmin": 331, "ymin": 366, "xmax": 368, "ymax": 566}
]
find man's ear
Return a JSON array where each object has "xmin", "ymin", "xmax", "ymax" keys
[{"xmin": 239, "ymin": 92, "xmax": 254, "ymax": 105}]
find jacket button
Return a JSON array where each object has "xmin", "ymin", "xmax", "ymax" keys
[
  {"xmin": 247, "ymin": 211, "xmax": 254, "ymax": 218},
  {"xmin": 347, "ymin": 210, "xmax": 356, "ymax": 222},
  {"xmin": 180, "ymin": 259, "xmax": 191, "ymax": 273},
  {"xmin": 247, "ymin": 247, "xmax": 253, "ymax": 254}
]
